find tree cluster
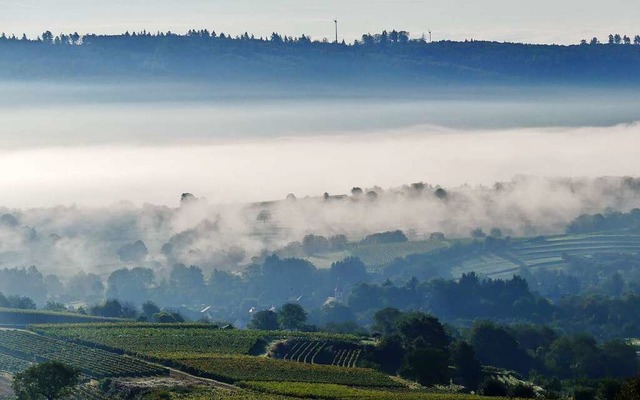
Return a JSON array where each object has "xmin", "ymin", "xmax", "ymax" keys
[{"xmin": 580, "ymin": 34, "xmax": 640, "ymax": 45}]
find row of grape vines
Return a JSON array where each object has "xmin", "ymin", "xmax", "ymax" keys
[
  {"xmin": 283, "ymin": 340, "xmax": 326, "ymax": 364},
  {"xmin": 330, "ymin": 348, "xmax": 361, "ymax": 368},
  {"xmin": 0, "ymin": 330, "xmax": 166, "ymax": 378},
  {"xmin": 282, "ymin": 340, "xmax": 360, "ymax": 368}
]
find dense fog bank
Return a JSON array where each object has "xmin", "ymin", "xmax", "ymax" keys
[{"xmin": 1, "ymin": 176, "xmax": 640, "ymax": 278}]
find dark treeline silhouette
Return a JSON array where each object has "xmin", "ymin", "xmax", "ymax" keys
[
  {"xmin": 580, "ymin": 33, "xmax": 640, "ymax": 45},
  {"xmin": 1, "ymin": 29, "xmax": 640, "ymax": 86}
]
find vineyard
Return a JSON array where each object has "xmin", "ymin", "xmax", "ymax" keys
[
  {"xmin": 33, "ymin": 323, "xmax": 267, "ymax": 358},
  {"xmin": 0, "ymin": 353, "xmax": 32, "ymax": 375},
  {"xmin": 275, "ymin": 339, "xmax": 363, "ymax": 368},
  {"xmin": 241, "ymin": 381, "xmax": 515, "ymax": 400},
  {"xmin": 0, "ymin": 330, "xmax": 166, "ymax": 378},
  {"xmin": 177, "ymin": 355, "xmax": 402, "ymax": 387},
  {"xmin": 33, "ymin": 323, "xmax": 360, "ymax": 359},
  {"xmin": 0, "ymin": 308, "xmax": 119, "ymax": 326},
  {"xmin": 450, "ymin": 234, "xmax": 640, "ymax": 279}
]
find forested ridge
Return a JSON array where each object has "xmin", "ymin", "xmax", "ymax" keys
[{"xmin": 1, "ymin": 29, "xmax": 640, "ymax": 86}]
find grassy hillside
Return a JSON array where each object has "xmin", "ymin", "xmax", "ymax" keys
[{"xmin": 0, "ymin": 308, "xmax": 120, "ymax": 326}]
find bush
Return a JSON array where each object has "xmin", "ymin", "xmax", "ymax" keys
[
  {"xmin": 510, "ymin": 383, "xmax": 535, "ymax": 398},
  {"xmin": 573, "ymin": 386, "xmax": 595, "ymax": 400},
  {"xmin": 480, "ymin": 378, "xmax": 508, "ymax": 397}
]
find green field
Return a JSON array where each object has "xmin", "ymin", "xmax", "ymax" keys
[
  {"xmin": 241, "ymin": 381, "xmax": 514, "ymax": 400},
  {"xmin": 178, "ymin": 355, "xmax": 401, "ymax": 387},
  {"xmin": 0, "ymin": 330, "xmax": 166, "ymax": 378}
]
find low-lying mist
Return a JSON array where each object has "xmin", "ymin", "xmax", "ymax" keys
[
  {"xmin": 2, "ymin": 172, "xmax": 640, "ymax": 279},
  {"xmin": 2, "ymin": 83, "xmax": 640, "ymax": 278},
  {"xmin": 1, "ymin": 122, "xmax": 640, "ymax": 207}
]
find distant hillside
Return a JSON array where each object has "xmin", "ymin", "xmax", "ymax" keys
[
  {"xmin": 0, "ymin": 308, "xmax": 120, "ymax": 326},
  {"xmin": 1, "ymin": 31, "xmax": 640, "ymax": 87}
]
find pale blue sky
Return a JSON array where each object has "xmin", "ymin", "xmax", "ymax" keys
[{"xmin": 0, "ymin": 0, "xmax": 637, "ymax": 44}]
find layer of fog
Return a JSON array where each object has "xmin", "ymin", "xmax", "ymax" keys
[
  {"xmin": 2, "ymin": 83, "xmax": 640, "ymax": 149},
  {"xmin": 2, "ymin": 124, "xmax": 640, "ymax": 278},
  {"xmin": 2, "ymin": 123, "xmax": 640, "ymax": 207},
  {"xmin": 2, "ymin": 83, "xmax": 640, "ymax": 278}
]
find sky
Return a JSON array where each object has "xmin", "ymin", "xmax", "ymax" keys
[{"xmin": 0, "ymin": 0, "xmax": 638, "ymax": 45}]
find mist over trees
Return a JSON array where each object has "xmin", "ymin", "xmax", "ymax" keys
[{"xmin": 1, "ymin": 176, "xmax": 640, "ymax": 284}]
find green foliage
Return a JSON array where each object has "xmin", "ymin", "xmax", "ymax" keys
[
  {"xmin": 508, "ymin": 383, "xmax": 535, "ymax": 399},
  {"xmin": 153, "ymin": 311, "xmax": 185, "ymax": 323},
  {"xmin": 372, "ymin": 307, "xmax": 402, "ymax": 336},
  {"xmin": 277, "ymin": 303, "xmax": 307, "ymax": 331},
  {"xmin": 0, "ymin": 293, "xmax": 36, "ymax": 310},
  {"xmin": 329, "ymin": 257, "xmax": 367, "ymax": 288},
  {"xmin": 12, "ymin": 361, "xmax": 80, "ymax": 400},
  {"xmin": 617, "ymin": 375, "xmax": 640, "ymax": 400},
  {"xmin": 360, "ymin": 231, "xmax": 408, "ymax": 245},
  {"xmin": 449, "ymin": 341, "xmax": 482, "ymax": 390},
  {"xmin": 43, "ymin": 302, "xmax": 67, "ymax": 313},
  {"xmin": 479, "ymin": 378, "xmax": 508, "ymax": 397},
  {"xmin": 399, "ymin": 347, "xmax": 450, "ymax": 386},
  {"xmin": 468, "ymin": 321, "xmax": 532, "ymax": 375},
  {"xmin": 249, "ymin": 310, "xmax": 279, "ymax": 331},
  {"xmin": 595, "ymin": 378, "xmax": 623, "ymax": 400}
]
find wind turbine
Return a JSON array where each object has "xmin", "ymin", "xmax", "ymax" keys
[
  {"xmin": 428, "ymin": 30, "xmax": 432, "ymax": 43},
  {"xmin": 334, "ymin": 18, "xmax": 339, "ymax": 43}
]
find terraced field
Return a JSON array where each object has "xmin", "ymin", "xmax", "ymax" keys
[
  {"xmin": 450, "ymin": 234, "xmax": 640, "ymax": 278},
  {"xmin": 278, "ymin": 339, "xmax": 362, "ymax": 368},
  {"xmin": 0, "ymin": 330, "xmax": 166, "ymax": 378}
]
